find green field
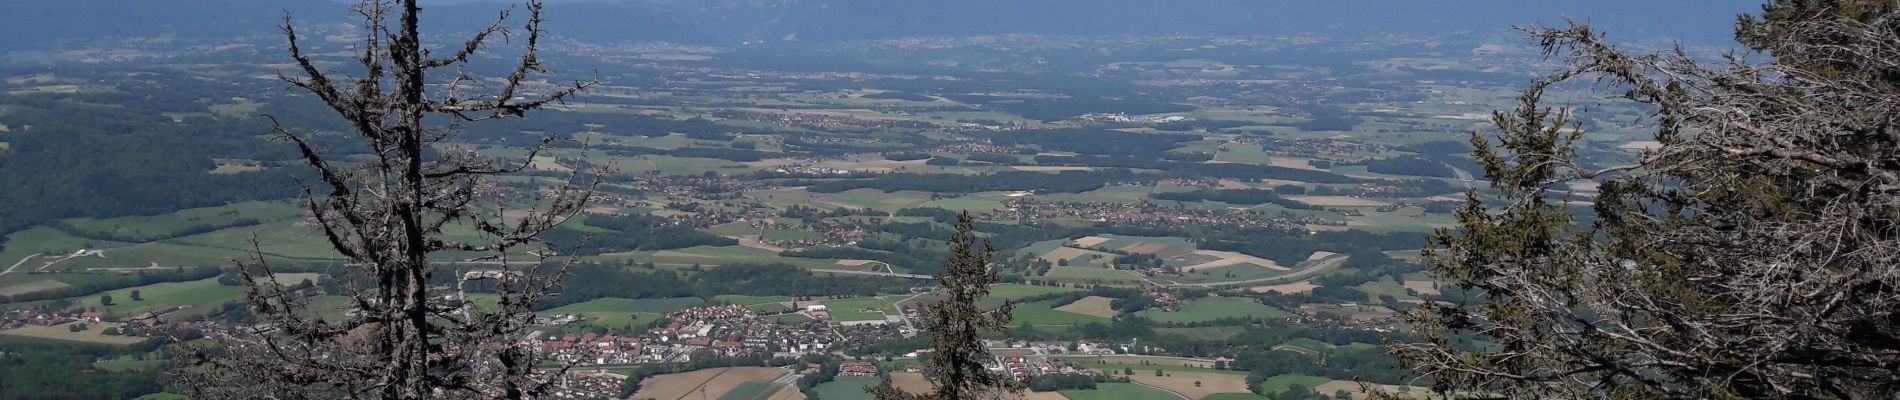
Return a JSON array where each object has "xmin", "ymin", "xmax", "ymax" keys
[
  {"xmin": 1256, "ymin": 375, "xmax": 1331, "ymax": 395},
  {"xmin": 717, "ymin": 381, "xmax": 775, "ymax": 400},
  {"xmin": 747, "ymin": 303, "xmax": 793, "ymax": 313},
  {"xmin": 542, "ymin": 297, "xmax": 702, "ymax": 328},
  {"xmin": 823, "ymin": 297, "xmax": 898, "ymax": 322},
  {"xmin": 60, "ymin": 201, "xmax": 304, "ymax": 241},
  {"xmin": 1354, "ymin": 277, "xmax": 1420, "ymax": 303},
  {"xmin": 920, "ymin": 196, "xmax": 1008, "ymax": 212},
  {"xmin": 58, "ymin": 277, "xmax": 245, "ymax": 320},
  {"xmin": 1042, "ymin": 266, "xmax": 1144, "ymax": 283},
  {"xmin": 1037, "ymin": 185, "xmax": 1164, "ymax": 203},
  {"xmin": 1278, "ymin": 337, "xmax": 1333, "ymax": 353},
  {"xmin": 0, "ymin": 323, "xmax": 148, "ymax": 345},
  {"xmin": 812, "ymin": 377, "xmax": 879, "ymax": 400},
  {"xmin": 1058, "ymin": 355, "xmax": 1232, "ymax": 372},
  {"xmin": 1154, "ymin": 326, "xmax": 1249, "ymax": 340},
  {"xmin": 265, "ymin": 273, "xmax": 323, "ymax": 286},
  {"xmin": 1012, "ymin": 299, "xmax": 1110, "ymax": 326},
  {"xmin": 1135, "ymin": 297, "xmax": 1290, "ymax": 324},
  {"xmin": 1168, "ymin": 264, "xmax": 1284, "ymax": 283},
  {"xmin": 1059, "ymin": 383, "xmax": 1179, "ymax": 400},
  {"xmin": 1202, "ymin": 393, "xmax": 1271, "ymax": 400},
  {"xmin": 761, "ymin": 228, "xmax": 820, "ymax": 241},
  {"xmin": 714, "ymin": 294, "xmax": 794, "ymax": 306},
  {"xmin": 596, "ymin": 245, "xmax": 841, "ymax": 269},
  {"xmin": 94, "ymin": 353, "xmax": 166, "ymax": 372},
  {"xmin": 985, "ymin": 283, "xmax": 1082, "ymax": 302},
  {"xmin": 546, "ymin": 297, "xmax": 706, "ymax": 314},
  {"xmin": 0, "ymin": 227, "xmax": 124, "ymax": 270}
]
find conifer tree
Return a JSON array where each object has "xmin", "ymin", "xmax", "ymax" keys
[
  {"xmin": 173, "ymin": 1, "xmax": 597, "ymax": 398},
  {"xmin": 871, "ymin": 212, "xmax": 1019, "ymax": 400},
  {"xmin": 1389, "ymin": 2, "xmax": 1900, "ymax": 398}
]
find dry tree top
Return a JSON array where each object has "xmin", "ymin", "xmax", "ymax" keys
[
  {"xmin": 174, "ymin": 1, "xmax": 599, "ymax": 398},
  {"xmin": 1391, "ymin": 4, "xmax": 1900, "ymax": 399}
]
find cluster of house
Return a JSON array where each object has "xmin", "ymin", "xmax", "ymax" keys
[
  {"xmin": 995, "ymin": 354, "xmax": 1060, "ymax": 380},
  {"xmin": 1289, "ymin": 303, "xmax": 1403, "ymax": 331},
  {"xmin": 635, "ymin": 174, "xmax": 763, "ymax": 199},
  {"xmin": 0, "ymin": 308, "xmax": 91, "ymax": 329},
  {"xmin": 1147, "ymin": 291, "xmax": 1182, "ymax": 312},
  {"xmin": 769, "ymin": 165, "xmax": 861, "ymax": 176},
  {"xmin": 537, "ymin": 304, "xmax": 845, "ymax": 367},
  {"xmin": 742, "ymin": 219, "xmax": 870, "ymax": 249},
  {"xmin": 0, "ymin": 305, "xmax": 191, "ymax": 330},
  {"xmin": 927, "ymin": 141, "xmax": 1017, "ymax": 155},
  {"xmin": 727, "ymin": 109, "xmax": 928, "ymax": 133},
  {"xmin": 838, "ymin": 361, "xmax": 880, "ymax": 377},
  {"xmin": 989, "ymin": 199, "xmax": 1331, "ymax": 230},
  {"xmin": 1270, "ymin": 137, "xmax": 1376, "ymax": 158},
  {"xmin": 1073, "ymin": 113, "xmax": 1193, "ymax": 125},
  {"xmin": 528, "ymin": 370, "xmax": 627, "ymax": 400}
]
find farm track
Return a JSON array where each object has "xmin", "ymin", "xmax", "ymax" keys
[
  {"xmin": 808, "ymin": 268, "xmax": 935, "ymax": 280},
  {"xmin": 1130, "ymin": 381, "xmax": 1192, "ymax": 400},
  {"xmin": 1163, "ymin": 255, "xmax": 1349, "ymax": 288},
  {"xmin": 0, "ymin": 253, "xmax": 42, "ymax": 276}
]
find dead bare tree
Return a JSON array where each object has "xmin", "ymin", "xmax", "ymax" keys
[
  {"xmin": 1387, "ymin": 3, "xmax": 1900, "ymax": 399},
  {"xmin": 173, "ymin": 1, "xmax": 598, "ymax": 398}
]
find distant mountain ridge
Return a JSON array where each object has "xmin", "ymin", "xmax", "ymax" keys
[{"xmin": 3, "ymin": 0, "xmax": 1760, "ymax": 52}]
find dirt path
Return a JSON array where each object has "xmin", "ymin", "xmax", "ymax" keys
[
  {"xmin": 0, "ymin": 253, "xmax": 42, "ymax": 276},
  {"xmin": 1158, "ymin": 255, "xmax": 1349, "ymax": 288},
  {"xmin": 1131, "ymin": 381, "xmax": 1191, "ymax": 400},
  {"xmin": 732, "ymin": 235, "xmax": 788, "ymax": 252}
]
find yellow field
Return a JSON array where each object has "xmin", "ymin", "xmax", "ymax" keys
[
  {"xmin": 209, "ymin": 164, "xmax": 265, "ymax": 174},
  {"xmin": 1181, "ymin": 250, "xmax": 1286, "ymax": 271},
  {"xmin": 1617, "ymin": 141, "xmax": 1663, "ymax": 151},
  {"xmin": 747, "ymin": 157, "xmax": 928, "ymax": 172},
  {"xmin": 1402, "ymin": 280, "xmax": 1440, "ymax": 296},
  {"xmin": 1314, "ymin": 380, "xmax": 1429, "ymax": 399},
  {"xmin": 1269, "ymin": 156, "xmax": 1326, "ymax": 171},
  {"xmin": 1306, "ymin": 251, "xmax": 1338, "ymax": 261},
  {"xmin": 1053, "ymin": 296, "xmax": 1119, "ymax": 318},
  {"xmin": 889, "ymin": 372, "xmax": 933, "ymax": 394},
  {"xmin": 1284, "ymin": 195, "xmax": 1392, "ymax": 207},
  {"xmin": 1040, "ymin": 247, "xmax": 1110, "ymax": 263},
  {"xmin": 1021, "ymin": 391, "xmax": 1070, "ymax": 400},
  {"xmin": 268, "ymin": 273, "xmax": 324, "ymax": 285},
  {"xmin": 1059, "ymin": 355, "xmax": 1220, "ymax": 369},
  {"xmin": 0, "ymin": 323, "xmax": 148, "ymax": 345},
  {"xmin": 1130, "ymin": 370, "xmax": 1252, "ymax": 399},
  {"xmin": 1071, "ymin": 236, "xmax": 1114, "ymax": 248},
  {"xmin": 1251, "ymin": 281, "xmax": 1318, "ymax": 295},
  {"xmin": 1012, "ymin": 166, "xmax": 1095, "ymax": 172},
  {"xmin": 0, "ymin": 279, "xmax": 71, "ymax": 296},
  {"xmin": 529, "ymin": 155, "xmax": 573, "ymax": 172},
  {"xmin": 630, "ymin": 367, "xmax": 790, "ymax": 400},
  {"xmin": 762, "ymin": 385, "xmax": 807, "ymax": 400}
]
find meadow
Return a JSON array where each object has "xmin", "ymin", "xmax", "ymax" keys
[
  {"xmin": 811, "ymin": 377, "xmax": 880, "ymax": 400},
  {"xmin": 1058, "ymin": 383, "xmax": 1180, "ymax": 400},
  {"xmin": 0, "ymin": 322, "xmax": 148, "ymax": 345},
  {"xmin": 822, "ymin": 297, "xmax": 898, "ymax": 322},
  {"xmin": 62, "ymin": 277, "xmax": 245, "ymax": 320},
  {"xmin": 1134, "ymin": 297, "xmax": 1290, "ymax": 324},
  {"xmin": 1011, "ymin": 299, "xmax": 1110, "ymax": 326}
]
